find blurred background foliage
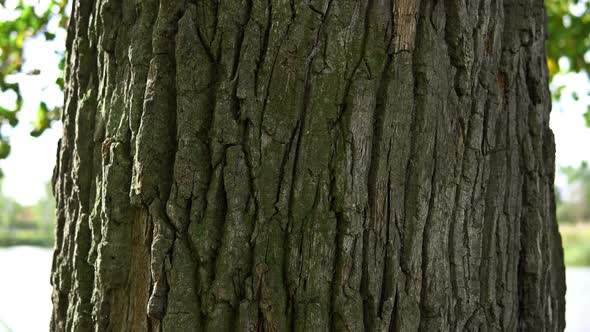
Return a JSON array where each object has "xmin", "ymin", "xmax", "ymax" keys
[
  {"xmin": 547, "ymin": 0, "xmax": 590, "ymax": 126},
  {"xmin": 558, "ymin": 161, "xmax": 590, "ymax": 265},
  {"xmin": 0, "ymin": 179, "xmax": 54, "ymax": 247},
  {"xmin": 0, "ymin": 0, "xmax": 65, "ymax": 168}
]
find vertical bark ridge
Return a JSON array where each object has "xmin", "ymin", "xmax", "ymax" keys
[
  {"xmin": 136, "ymin": 2, "xmax": 186, "ymax": 330},
  {"xmin": 51, "ymin": 0, "xmax": 566, "ymax": 331},
  {"xmin": 92, "ymin": 0, "xmax": 136, "ymax": 328},
  {"xmin": 330, "ymin": 0, "xmax": 384, "ymax": 330},
  {"xmin": 360, "ymin": 1, "xmax": 396, "ymax": 330},
  {"xmin": 51, "ymin": 1, "xmax": 98, "ymax": 331}
]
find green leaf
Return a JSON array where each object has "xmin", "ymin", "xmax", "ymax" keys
[
  {"xmin": 0, "ymin": 140, "xmax": 11, "ymax": 159},
  {"xmin": 55, "ymin": 77, "xmax": 64, "ymax": 89},
  {"xmin": 44, "ymin": 31, "xmax": 55, "ymax": 40}
]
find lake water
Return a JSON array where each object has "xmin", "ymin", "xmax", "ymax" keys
[{"xmin": 0, "ymin": 246, "xmax": 588, "ymax": 331}]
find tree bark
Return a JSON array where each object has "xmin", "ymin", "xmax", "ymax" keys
[{"xmin": 50, "ymin": 0, "xmax": 565, "ymax": 331}]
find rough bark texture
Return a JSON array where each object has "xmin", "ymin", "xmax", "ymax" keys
[{"xmin": 50, "ymin": 0, "xmax": 566, "ymax": 331}]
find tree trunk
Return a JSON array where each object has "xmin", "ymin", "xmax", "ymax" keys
[{"xmin": 50, "ymin": 0, "xmax": 565, "ymax": 331}]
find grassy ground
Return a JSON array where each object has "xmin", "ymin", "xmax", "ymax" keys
[
  {"xmin": 0, "ymin": 228, "xmax": 53, "ymax": 248},
  {"xmin": 559, "ymin": 223, "xmax": 590, "ymax": 266}
]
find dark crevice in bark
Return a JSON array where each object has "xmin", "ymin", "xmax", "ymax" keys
[
  {"xmin": 253, "ymin": 0, "xmax": 272, "ymax": 95},
  {"xmin": 377, "ymin": 174, "xmax": 392, "ymax": 320},
  {"xmin": 417, "ymin": 126, "xmax": 439, "ymax": 331}
]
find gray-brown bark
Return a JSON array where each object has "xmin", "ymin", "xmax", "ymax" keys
[{"xmin": 50, "ymin": 0, "xmax": 565, "ymax": 331}]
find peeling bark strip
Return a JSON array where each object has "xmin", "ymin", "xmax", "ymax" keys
[
  {"xmin": 393, "ymin": 0, "xmax": 418, "ymax": 52},
  {"xmin": 51, "ymin": 0, "xmax": 565, "ymax": 331}
]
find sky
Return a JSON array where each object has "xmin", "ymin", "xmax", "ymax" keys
[
  {"xmin": 551, "ymin": 72, "xmax": 590, "ymax": 192},
  {"xmin": 0, "ymin": 4, "xmax": 589, "ymax": 205}
]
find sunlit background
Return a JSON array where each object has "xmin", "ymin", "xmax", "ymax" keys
[{"xmin": 1, "ymin": 0, "xmax": 589, "ymax": 331}]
